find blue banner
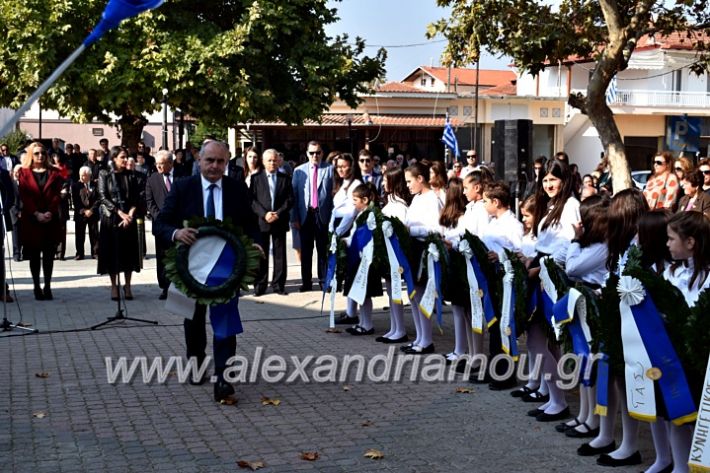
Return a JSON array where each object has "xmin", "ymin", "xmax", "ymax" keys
[
  {"xmin": 666, "ymin": 115, "xmax": 701, "ymax": 153},
  {"xmin": 390, "ymin": 234, "xmax": 415, "ymax": 297},
  {"xmin": 205, "ymin": 243, "xmax": 243, "ymax": 338}
]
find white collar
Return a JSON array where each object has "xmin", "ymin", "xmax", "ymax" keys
[{"xmin": 200, "ymin": 175, "xmax": 222, "ymax": 190}]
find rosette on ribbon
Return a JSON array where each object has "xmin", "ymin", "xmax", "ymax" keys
[
  {"xmin": 419, "ymin": 241, "xmax": 444, "ymax": 326},
  {"xmin": 617, "ymin": 275, "xmax": 697, "ymax": 425},
  {"xmin": 499, "ymin": 253, "xmax": 519, "ymax": 360},
  {"xmin": 165, "ymin": 219, "xmax": 259, "ymax": 339},
  {"xmin": 347, "ymin": 212, "xmax": 377, "ymax": 305}
]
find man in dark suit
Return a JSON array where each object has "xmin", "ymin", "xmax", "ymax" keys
[
  {"xmin": 71, "ymin": 166, "xmax": 99, "ymax": 259},
  {"xmin": 154, "ymin": 140, "xmax": 260, "ymax": 403},
  {"xmin": 0, "ymin": 143, "xmax": 19, "ymax": 173},
  {"xmin": 357, "ymin": 149, "xmax": 383, "ymax": 195},
  {"xmin": 0, "ymin": 167, "xmax": 15, "ymax": 302},
  {"xmin": 146, "ymin": 150, "xmax": 187, "ymax": 299},
  {"xmin": 250, "ymin": 149, "xmax": 293, "ymax": 296},
  {"xmin": 291, "ymin": 140, "xmax": 334, "ymax": 291}
]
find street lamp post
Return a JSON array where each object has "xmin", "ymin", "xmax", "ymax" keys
[
  {"xmin": 161, "ymin": 88, "xmax": 168, "ymax": 150},
  {"xmin": 346, "ymin": 114, "xmax": 353, "ymax": 155}
]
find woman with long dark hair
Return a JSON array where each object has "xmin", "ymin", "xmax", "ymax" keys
[
  {"xmin": 643, "ymin": 151, "xmax": 678, "ymax": 210},
  {"xmin": 243, "ymin": 147, "xmax": 263, "ymax": 188},
  {"xmin": 18, "ymin": 142, "xmax": 64, "ymax": 300},
  {"xmin": 97, "ymin": 146, "xmax": 146, "ymax": 300}
]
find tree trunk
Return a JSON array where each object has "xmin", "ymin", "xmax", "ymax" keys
[{"xmin": 117, "ymin": 114, "xmax": 148, "ymax": 153}]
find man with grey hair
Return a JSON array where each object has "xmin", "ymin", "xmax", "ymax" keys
[
  {"xmin": 146, "ymin": 149, "xmax": 187, "ymax": 299},
  {"xmin": 72, "ymin": 166, "xmax": 99, "ymax": 259}
]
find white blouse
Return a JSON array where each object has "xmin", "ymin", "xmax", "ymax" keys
[
  {"xmin": 535, "ymin": 197, "xmax": 581, "ymax": 264},
  {"xmin": 566, "ymin": 242, "xmax": 609, "ymax": 286},
  {"xmin": 406, "ymin": 190, "xmax": 443, "ymax": 240},
  {"xmin": 461, "ymin": 200, "xmax": 490, "ymax": 237},
  {"xmin": 382, "ymin": 195, "xmax": 408, "ymax": 223},
  {"xmin": 443, "ymin": 215, "xmax": 466, "ymax": 247},
  {"xmin": 521, "ymin": 233, "xmax": 537, "ymax": 259},
  {"xmin": 482, "ymin": 210, "xmax": 523, "ymax": 257},
  {"xmin": 329, "ymin": 178, "xmax": 362, "ymax": 236},
  {"xmin": 663, "ymin": 258, "xmax": 710, "ymax": 307}
]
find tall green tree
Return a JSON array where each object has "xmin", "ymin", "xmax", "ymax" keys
[
  {"xmin": 428, "ymin": 0, "xmax": 709, "ymax": 191},
  {"xmin": 0, "ymin": 0, "xmax": 385, "ymax": 150}
]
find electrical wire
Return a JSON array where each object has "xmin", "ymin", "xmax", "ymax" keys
[{"xmin": 349, "ymin": 39, "xmax": 447, "ymax": 49}]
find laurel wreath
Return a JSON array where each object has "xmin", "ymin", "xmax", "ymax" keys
[{"xmin": 164, "ymin": 217, "xmax": 260, "ymax": 306}]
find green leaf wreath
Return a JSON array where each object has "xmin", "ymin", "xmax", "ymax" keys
[
  {"xmin": 597, "ymin": 272, "xmax": 624, "ymax": 375},
  {"xmin": 164, "ymin": 217, "xmax": 260, "ymax": 306},
  {"xmin": 504, "ymin": 248, "xmax": 529, "ymax": 335}
]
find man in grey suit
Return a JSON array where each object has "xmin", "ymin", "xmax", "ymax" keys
[{"xmin": 291, "ymin": 141, "xmax": 333, "ymax": 292}]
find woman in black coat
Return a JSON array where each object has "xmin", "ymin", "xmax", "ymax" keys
[{"xmin": 97, "ymin": 146, "xmax": 145, "ymax": 300}]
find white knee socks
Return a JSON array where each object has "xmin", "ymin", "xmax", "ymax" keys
[
  {"xmin": 359, "ymin": 298, "xmax": 373, "ymax": 330},
  {"xmin": 451, "ymin": 305, "xmax": 468, "ymax": 355},
  {"xmin": 669, "ymin": 423, "xmax": 692, "ymax": 473},
  {"xmin": 609, "ymin": 380, "xmax": 640, "ymax": 459},
  {"xmin": 646, "ymin": 420, "xmax": 672, "ymax": 473}
]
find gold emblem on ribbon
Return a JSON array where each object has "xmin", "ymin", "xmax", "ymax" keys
[
  {"xmin": 398, "ymin": 266, "xmax": 404, "ymax": 274},
  {"xmin": 646, "ymin": 367, "xmax": 662, "ymax": 381},
  {"xmin": 504, "ymin": 327, "xmax": 512, "ymax": 336},
  {"xmin": 476, "ymin": 289, "xmax": 484, "ymax": 298}
]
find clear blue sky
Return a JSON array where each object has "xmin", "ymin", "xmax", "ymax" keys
[{"xmin": 324, "ymin": 0, "xmax": 511, "ymax": 81}]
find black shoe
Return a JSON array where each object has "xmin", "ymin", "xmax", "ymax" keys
[
  {"xmin": 536, "ymin": 407, "xmax": 570, "ymax": 422},
  {"xmin": 254, "ymin": 286, "xmax": 266, "ymax": 297},
  {"xmin": 468, "ymin": 370, "xmax": 492, "ymax": 383},
  {"xmin": 522, "ymin": 391, "xmax": 550, "ymax": 403},
  {"xmin": 272, "ymin": 286, "xmax": 287, "ymax": 295},
  {"xmin": 376, "ymin": 335, "xmax": 409, "ymax": 344},
  {"xmin": 527, "ymin": 407, "xmax": 545, "ymax": 417},
  {"xmin": 345, "ymin": 325, "xmax": 375, "ymax": 336},
  {"xmin": 555, "ymin": 418, "xmax": 581, "ymax": 433},
  {"xmin": 158, "ymin": 289, "xmax": 168, "ymax": 300},
  {"xmin": 565, "ymin": 422, "xmax": 599, "ymax": 438},
  {"xmin": 596, "ymin": 451, "xmax": 642, "ymax": 467},
  {"xmin": 402, "ymin": 343, "xmax": 435, "ymax": 354},
  {"xmin": 577, "ymin": 441, "xmax": 616, "ymax": 457},
  {"xmin": 213, "ymin": 379, "xmax": 235, "ymax": 402},
  {"xmin": 298, "ymin": 284, "xmax": 313, "ymax": 292},
  {"xmin": 488, "ymin": 378, "xmax": 519, "ymax": 391},
  {"xmin": 43, "ymin": 287, "xmax": 53, "ymax": 301},
  {"xmin": 510, "ymin": 386, "xmax": 536, "ymax": 398},
  {"xmin": 399, "ymin": 342, "xmax": 415, "ymax": 352},
  {"xmin": 335, "ymin": 315, "xmax": 359, "ymax": 325}
]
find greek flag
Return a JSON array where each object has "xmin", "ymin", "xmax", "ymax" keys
[
  {"xmin": 442, "ymin": 117, "xmax": 460, "ymax": 157},
  {"xmin": 605, "ymin": 75, "xmax": 618, "ymax": 105}
]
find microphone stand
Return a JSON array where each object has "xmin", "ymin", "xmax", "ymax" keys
[
  {"xmin": 92, "ymin": 171, "xmax": 156, "ymax": 330},
  {"xmin": 0, "ymin": 179, "xmax": 37, "ymax": 333}
]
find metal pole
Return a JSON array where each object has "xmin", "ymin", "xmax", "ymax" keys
[
  {"xmin": 161, "ymin": 88, "xmax": 168, "ymax": 150},
  {"xmin": 473, "ymin": 59, "xmax": 480, "ymax": 156},
  {"xmin": 38, "ymin": 100, "xmax": 43, "ymax": 140}
]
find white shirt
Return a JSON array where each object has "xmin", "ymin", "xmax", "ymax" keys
[
  {"xmin": 406, "ymin": 190, "xmax": 443, "ymax": 240},
  {"xmin": 535, "ymin": 197, "xmax": 581, "ymax": 264},
  {"xmin": 443, "ymin": 215, "xmax": 466, "ymax": 247},
  {"xmin": 521, "ymin": 233, "xmax": 537, "ymax": 259},
  {"xmin": 566, "ymin": 242, "xmax": 609, "ymax": 286},
  {"xmin": 382, "ymin": 195, "xmax": 408, "ymax": 223},
  {"xmin": 461, "ymin": 200, "xmax": 490, "ymax": 237},
  {"xmin": 201, "ymin": 175, "xmax": 223, "ymax": 221},
  {"xmin": 482, "ymin": 209, "xmax": 523, "ymax": 256},
  {"xmin": 459, "ymin": 164, "xmax": 480, "ymax": 180},
  {"xmin": 329, "ymin": 178, "xmax": 361, "ymax": 236},
  {"xmin": 2, "ymin": 156, "xmax": 12, "ymax": 172},
  {"xmin": 663, "ymin": 258, "xmax": 710, "ymax": 307}
]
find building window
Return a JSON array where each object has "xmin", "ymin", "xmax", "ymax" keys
[
  {"xmin": 674, "ymin": 69, "xmax": 682, "ymax": 92},
  {"xmin": 431, "ymin": 78, "xmax": 435, "ymax": 86},
  {"xmin": 447, "ymin": 106, "xmax": 458, "ymax": 116},
  {"xmin": 539, "ymin": 108, "xmax": 549, "ymax": 118},
  {"xmin": 92, "ymin": 128, "xmax": 104, "ymax": 136},
  {"xmin": 463, "ymin": 106, "xmax": 472, "ymax": 116},
  {"xmin": 552, "ymin": 108, "xmax": 561, "ymax": 117},
  {"xmin": 421, "ymin": 77, "xmax": 427, "ymax": 86}
]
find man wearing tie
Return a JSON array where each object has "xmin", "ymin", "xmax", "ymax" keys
[
  {"xmin": 154, "ymin": 140, "xmax": 260, "ymax": 403},
  {"xmin": 291, "ymin": 141, "xmax": 334, "ymax": 292},
  {"xmin": 145, "ymin": 150, "xmax": 187, "ymax": 300},
  {"xmin": 250, "ymin": 149, "xmax": 293, "ymax": 296},
  {"xmin": 0, "ymin": 144, "xmax": 19, "ymax": 173},
  {"xmin": 71, "ymin": 167, "xmax": 99, "ymax": 260},
  {"xmin": 357, "ymin": 149, "xmax": 383, "ymax": 196}
]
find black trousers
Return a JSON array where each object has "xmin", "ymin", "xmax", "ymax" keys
[
  {"xmin": 75, "ymin": 216, "xmax": 98, "ymax": 257},
  {"xmin": 184, "ymin": 304, "xmax": 236, "ymax": 380},
  {"xmin": 154, "ymin": 237, "xmax": 171, "ymax": 290},
  {"xmin": 255, "ymin": 229, "xmax": 287, "ymax": 291},
  {"xmin": 11, "ymin": 224, "xmax": 20, "ymax": 260},
  {"xmin": 299, "ymin": 210, "xmax": 328, "ymax": 287}
]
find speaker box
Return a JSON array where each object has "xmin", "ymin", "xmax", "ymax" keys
[{"xmin": 492, "ymin": 119, "xmax": 533, "ymax": 189}]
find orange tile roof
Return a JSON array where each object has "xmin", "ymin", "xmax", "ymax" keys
[
  {"xmin": 375, "ymin": 82, "xmax": 442, "ymax": 94},
  {"xmin": 253, "ymin": 114, "xmax": 460, "ymax": 128},
  {"xmin": 479, "ymin": 82, "xmax": 517, "ymax": 96},
  {"xmin": 405, "ymin": 66, "xmax": 516, "ymax": 88}
]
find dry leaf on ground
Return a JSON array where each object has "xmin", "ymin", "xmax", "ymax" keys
[
  {"xmin": 260, "ymin": 397, "xmax": 281, "ymax": 406},
  {"xmin": 35, "ymin": 372, "xmax": 49, "ymax": 378},
  {"xmin": 32, "ymin": 411, "xmax": 47, "ymax": 419},
  {"xmin": 361, "ymin": 420, "xmax": 374, "ymax": 427},
  {"xmin": 325, "ymin": 328, "xmax": 342, "ymax": 333},
  {"xmin": 455, "ymin": 387, "xmax": 474, "ymax": 394},
  {"xmin": 342, "ymin": 385, "xmax": 351, "ymax": 391},
  {"xmin": 236, "ymin": 460, "xmax": 265, "ymax": 470},
  {"xmin": 300, "ymin": 451, "xmax": 319, "ymax": 461},
  {"xmin": 16, "ymin": 322, "xmax": 32, "ymax": 327},
  {"xmin": 364, "ymin": 448, "xmax": 384, "ymax": 460},
  {"xmin": 219, "ymin": 397, "xmax": 238, "ymax": 406}
]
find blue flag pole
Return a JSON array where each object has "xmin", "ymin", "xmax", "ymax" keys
[{"xmin": 0, "ymin": 0, "xmax": 164, "ymax": 138}]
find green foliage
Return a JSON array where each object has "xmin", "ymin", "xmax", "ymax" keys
[
  {"xmin": 597, "ymin": 273, "xmax": 624, "ymax": 374},
  {"xmin": 190, "ymin": 119, "xmax": 227, "ymax": 146},
  {"xmin": 0, "ymin": 128, "xmax": 30, "ymax": 155},
  {"xmin": 0, "ymin": 0, "xmax": 386, "ymax": 148},
  {"xmin": 504, "ymin": 249, "xmax": 529, "ymax": 335}
]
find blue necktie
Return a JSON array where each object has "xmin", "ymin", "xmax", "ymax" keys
[{"xmin": 206, "ymin": 183, "xmax": 216, "ymax": 218}]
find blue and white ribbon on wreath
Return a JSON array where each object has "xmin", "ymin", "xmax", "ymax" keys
[
  {"xmin": 188, "ymin": 236, "xmax": 243, "ymax": 339},
  {"xmin": 418, "ymin": 242, "xmax": 443, "ymax": 326},
  {"xmin": 538, "ymin": 257, "xmax": 559, "ymax": 331},
  {"xmin": 347, "ymin": 212, "xmax": 377, "ymax": 305},
  {"xmin": 381, "ymin": 220, "xmax": 414, "ymax": 304},
  {"xmin": 322, "ymin": 233, "xmax": 339, "ymax": 328},
  {"xmin": 499, "ymin": 253, "xmax": 519, "ymax": 360},
  {"xmin": 595, "ymin": 349, "xmax": 611, "ymax": 416},
  {"xmin": 467, "ymin": 247, "xmax": 497, "ymax": 329},
  {"xmin": 617, "ymin": 275, "xmax": 697, "ymax": 425},
  {"xmin": 552, "ymin": 288, "xmax": 594, "ymax": 385},
  {"xmin": 457, "ymin": 239, "xmax": 485, "ymax": 334}
]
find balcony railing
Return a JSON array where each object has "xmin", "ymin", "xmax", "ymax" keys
[{"xmin": 570, "ymin": 88, "xmax": 710, "ymax": 108}]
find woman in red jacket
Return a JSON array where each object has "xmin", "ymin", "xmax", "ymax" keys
[{"xmin": 18, "ymin": 142, "xmax": 64, "ymax": 300}]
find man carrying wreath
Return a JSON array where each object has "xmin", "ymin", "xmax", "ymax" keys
[{"xmin": 154, "ymin": 140, "xmax": 260, "ymax": 403}]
